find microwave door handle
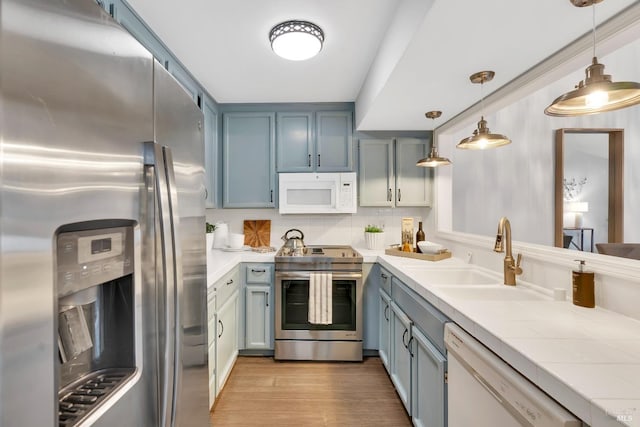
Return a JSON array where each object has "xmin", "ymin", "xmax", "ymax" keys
[{"xmin": 144, "ymin": 142, "xmax": 177, "ymax": 427}]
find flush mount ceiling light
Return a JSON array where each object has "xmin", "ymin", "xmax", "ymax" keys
[
  {"xmin": 269, "ymin": 20, "xmax": 324, "ymax": 61},
  {"xmin": 545, "ymin": 0, "xmax": 640, "ymax": 116},
  {"xmin": 417, "ymin": 111, "xmax": 451, "ymax": 167},
  {"xmin": 457, "ymin": 71, "xmax": 511, "ymax": 150}
]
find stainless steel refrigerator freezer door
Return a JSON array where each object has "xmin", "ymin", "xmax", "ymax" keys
[
  {"xmin": 154, "ymin": 62, "xmax": 207, "ymax": 426},
  {"xmin": 1, "ymin": 0, "xmax": 158, "ymax": 425}
]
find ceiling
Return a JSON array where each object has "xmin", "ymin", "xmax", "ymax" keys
[{"xmin": 126, "ymin": 0, "xmax": 637, "ymax": 131}]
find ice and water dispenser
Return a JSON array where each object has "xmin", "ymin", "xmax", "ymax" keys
[{"xmin": 56, "ymin": 224, "xmax": 136, "ymax": 426}]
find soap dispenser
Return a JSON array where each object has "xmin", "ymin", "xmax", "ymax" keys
[{"xmin": 572, "ymin": 260, "xmax": 595, "ymax": 308}]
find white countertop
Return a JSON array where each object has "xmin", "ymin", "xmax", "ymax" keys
[{"xmin": 206, "ymin": 247, "xmax": 640, "ymax": 426}]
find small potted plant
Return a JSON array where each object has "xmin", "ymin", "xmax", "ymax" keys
[
  {"xmin": 206, "ymin": 222, "xmax": 216, "ymax": 250},
  {"xmin": 364, "ymin": 224, "xmax": 385, "ymax": 250}
]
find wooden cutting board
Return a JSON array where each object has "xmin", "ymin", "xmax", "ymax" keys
[{"xmin": 243, "ymin": 220, "xmax": 271, "ymax": 247}]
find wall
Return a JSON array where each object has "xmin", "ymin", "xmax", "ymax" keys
[
  {"xmin": 206, "ymin": 207, "xmax": 431, "ymax": 249},
  {"xmin": 443, "ymin": 36, "xmax": 640, "ymax": 245},
  {"xmin": 430, "ymin": 24, "xmax": 640, "ymax": 321}
]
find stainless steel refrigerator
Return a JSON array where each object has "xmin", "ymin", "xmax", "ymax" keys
[{"xmin": 0, "ymin": 0, "xmax": 208, "ymax": 425}]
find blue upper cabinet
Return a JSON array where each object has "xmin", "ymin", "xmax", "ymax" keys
[
  {"xmin": 277, "ymin": 110, "xmax": 353, "ymax": 172},
  {"xmin": 108, "ymin": 1, "xmax": 172, "ymax": 68},
  {"xmin": 276, "ymin": 112, "xmax": 314, "ymax": 172},
  {"xmin": 315, "ymin": 111, "xmax": 353, "ymax": 172},
  {"xmin": 204, "ymin": 99, "xmax": 219, "ymax": 208},
  {"xmin": 167, "ymin": 61, "xmax": 202, "ymax": 106},
  {"xmin": 223, "ymin": 112, "xmax": 276, "ymax": 208},
  {"xmin": 359, "ymin": 137, "xmax": 431, "ymax": 207},
  {"xmin": 109, "ymin": 1, "xmax": 201, "ymax": 107}
]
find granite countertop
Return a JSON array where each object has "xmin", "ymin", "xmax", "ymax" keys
[{"xmin": 205, "ymin": 247, "xmax": 640, "ymax": 427}]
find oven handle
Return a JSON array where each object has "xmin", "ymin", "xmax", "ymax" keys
[{"xmin": 275, "ymin": 271, "xmax": 362, "ymax": 280}]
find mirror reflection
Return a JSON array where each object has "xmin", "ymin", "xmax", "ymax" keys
[
  {"xmin": 554, "ymin": 129, "xmax": 623, "ymax": 253},
  {"xmin": 445, "ymin": 33, "xmax": 640, "ymax": 260}
]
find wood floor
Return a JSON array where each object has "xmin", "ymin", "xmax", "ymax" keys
[{"xmin": 210, "ymin": 356, "xmax": 412, "ymax": 426}]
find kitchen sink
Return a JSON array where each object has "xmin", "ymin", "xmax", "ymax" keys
[{"xmin": 402, "ymin": 267, "xmax": 500, "ymax": 286}]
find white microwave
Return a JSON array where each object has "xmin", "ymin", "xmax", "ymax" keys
[{"xmin": 278, "ymin": 172, "xmax": 357, "ymax": 214}]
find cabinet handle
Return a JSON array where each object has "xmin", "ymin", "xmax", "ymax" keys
[
  {"xmin": 226, "ymin": 279, "xmax": 233, "ymax": 286},
  {"xmin": 387, "ymin": 188, "xmax": 392, "ymax": 202},
  {"xmin": 308, "ymin": 154, "xmax": 311, "ymax": 167},
  {"xmin": 270, "ymin": 190, "xmax": 273, "ymax": 203},
  {"xmin": 381, "ymin": 273, "xmax": 388, "ymax": 280},
  {"xmin": 251, "ymin": 269, "xmax": 266, "ymax": 274},
  {"xmin": 204, "ymin": 188, "xmax": 208, "ymax": 200},
  {"xmin": 218, "ymin": 319, "xmax": 224, "ymax": 338},
  {"xmin": 266, "ymin": 292, "xmax": 269, "ymax": 307},
  {"xmin": 397, "ymin": 188, "xmax": 401, "ymax": 202},
  {"xmin": 317, "ymin": 154, "xmax": 321, "ymax": 167},
  {"xmin": 384, "ymin": 304, "xmax": 389, "ymax": 321},
  {"xmin": 402, "ymin": 328, "xmax": 408, "ymax": 348},
  {"xmin": 408, "ymin": 336, "xmax": 415, "ymax": 357}
]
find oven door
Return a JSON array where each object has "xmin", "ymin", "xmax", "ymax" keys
[{"xmin": 275, "ymin": 271, "xmax": 362, "ymax": 341}]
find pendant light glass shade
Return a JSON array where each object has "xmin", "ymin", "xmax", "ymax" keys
[
  {"xmin": 457, "ymin": 71, "xmax": 511, "ymax": 150},
  {"xmin": 545, "ymin": 0, "xmax": 640, "ymax": 116},
  {"xmin": 456, "ymin": 117, "xmax": 511, "ymax": 149},
  {"xmin": 269, "ymin": 20, "xmax": 324, "ymax": 61},
  {"xmin": 416, "ymin": 146, "xmax": 452, "ymax": 167},
  {"xmin": 545, "ymin": 57, "xmax": 640, "ymax": 116},
  {"xmin": 417, "ymin": 110, "xmax": 452, "ymax": 167}
]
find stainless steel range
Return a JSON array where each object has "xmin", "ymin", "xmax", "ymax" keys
[{"xmin": 274, "ymin": 245, "xmax": 363, "ymax": 361}]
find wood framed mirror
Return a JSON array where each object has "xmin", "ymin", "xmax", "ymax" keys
[{"xmin": 554, "ymin": 128, "xmax": 624, "ymax": 251}]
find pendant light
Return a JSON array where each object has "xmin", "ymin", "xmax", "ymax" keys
[
  {"xmin": 269, "ymin": 20, "xmax": 324, "ymax": 61},
  {"xmin": 457, "ymin": 71, "xmax": 511, "ymax": 150},
  {"xmin": 545, "ymin": 0, "xmax": 640, "ymax": 116},
  {"xmin": 417, "ymin": 111, "xmax": 451, "ymax": 167}
]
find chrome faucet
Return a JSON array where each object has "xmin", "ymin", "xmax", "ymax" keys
[{"xmin": 493, "ymin": 217, "xmax": 522, "ymax": 286}]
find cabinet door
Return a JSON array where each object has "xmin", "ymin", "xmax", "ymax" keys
[
  {"xmin": 316, "ymin": 111, "xmax": 353, "ymax": 171},
  {"xmin": 204, "ymin": 99, "xmax": 218, "ymax": 208},
  {"xmin": 411, "ymin": 326, "xmax": 446, "ymax": 427},
  {"xmin": 379, "ymin": 289, "xmax": 391, "ymax": 372},
  {"xmin": 207, "ymin": 291, "xmax": 216, "ymax": 408},
  {"xmin": 395, "ymin": 138, "xmax": 432, "ymax": 207},
  {"xmin": 223, "ymin": 113, "xmax": 276, "ymax": 207},
  {"xmin": 245, "ymin": 285, "xmax": 272, "ymax": 349},
  {"xmin": 359, "ymin": 139, "xmax": 394, "ymax": 207},
  {"xmin": 390, "ymin": 301, "xmax": 412, "ymax": 415},
  {"xmin": 216, "ymin": 290, "xmax": 238, "ymax": 393},
  {"xmin": 277, "ymin": 112, "xmax": 314, "ymax": 172}
]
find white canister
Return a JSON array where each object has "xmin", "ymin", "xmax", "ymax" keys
[{"xmin": 212, "ymin": 223, "xmax": 228, "ymax": 248}]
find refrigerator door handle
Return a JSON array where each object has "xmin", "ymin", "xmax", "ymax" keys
[
  {"xmin": 144, "ymin": 142, "xmax": 182, "ymax": 427},
  {"xmin": 161, "ymin": 146, "xmax": 184, "ymax": 427}
]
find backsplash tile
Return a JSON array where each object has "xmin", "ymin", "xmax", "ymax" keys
[{"xmin": 206, "ymin": 207, "xmax": 431, "ymax": 249}]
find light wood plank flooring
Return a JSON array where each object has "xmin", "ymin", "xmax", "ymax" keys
[{"xmin": 210, "ymin": 356, "xmax": 411, "ymax": 426}]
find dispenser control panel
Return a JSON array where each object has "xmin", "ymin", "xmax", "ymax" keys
[{"xmin": 57, "ymin": 225, "xmax": 134, "ymax": 297}]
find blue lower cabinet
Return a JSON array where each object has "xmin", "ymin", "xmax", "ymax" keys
[
  {"xmin": 390, "ymin": 301, "xmax": 412, "ymax": 415},
  {"xmin": 245, "ymin": 285, "xmax": 272, "ymax": 349},
  {"xmin": 379, "ymin": 288, "xmax": 391, "ymax": 372},
  {"xmin": 411, "ymin": 325, "xmax": 446, "ymax": 427}
]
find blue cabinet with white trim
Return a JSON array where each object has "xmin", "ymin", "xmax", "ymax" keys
[
  {"xmin": 277, "ymin": 110, "xmax": 353, "ymax": 172},
  {"xmin": 222, "ymin": 112, "xmax": 276, "ymax": 207}
]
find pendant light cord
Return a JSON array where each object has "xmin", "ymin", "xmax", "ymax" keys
[
  {"xmin": 480, "ymin": 80, "xmax": 486, "ymax": 119},
  {"xmin": 592, "ymin": 3, "xmax": 596, "ymax": 58}
]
